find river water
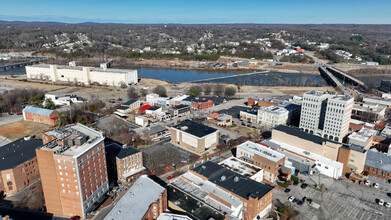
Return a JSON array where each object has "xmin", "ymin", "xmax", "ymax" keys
[{"xmin": 1, "ymin": 66, "xmax": 389, "ymax": 87}]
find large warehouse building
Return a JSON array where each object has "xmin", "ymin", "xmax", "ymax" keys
[{"xmin": 26, "ymin": 63, "xmax": 138, "ymax": 86}]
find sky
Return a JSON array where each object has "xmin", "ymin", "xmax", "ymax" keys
[{"xmin": 0, "ymin": 0, "xmax": 390, "ymax": 24}]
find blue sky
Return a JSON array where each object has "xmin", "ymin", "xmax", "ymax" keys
[{"xmin": 0, "ymin": 0, "xmax": 390, "ymax": 24}]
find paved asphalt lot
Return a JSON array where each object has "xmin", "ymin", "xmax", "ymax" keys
[{"xmin": 274, "ymin": 173, "xmax": 391, "ymax": 220}]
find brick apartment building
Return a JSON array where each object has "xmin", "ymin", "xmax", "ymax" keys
[
  {"xmin": 36, "ymin": 124, "xmax": 109, "ymax": 218},
  {"xmin": 0, "ymin": 137, "xmax": 42, "ymax": 195},
  {"xmin": 236, "ymin": 141, "xmax": 286, "ymax": 183},
  {"xmin": 104, "ymin": 175, "xmax": 167, "ymax": 220},
  {"xmin": 105, "ymin": 139, "xmax": 145, "ymax": 182},
  {"xmin": 22, "ymin": 106, "xmax": 59, "ymax": 126},
  {"xmin": 190, "ymin": 99, "xmax": 214, "ymax": 110},
  {"xmin": 173, "ymin": 161, "xmax": 274, "ymax": 219},
  {"xmin": 170, "ymin": 120, "xmax": 219, "ymax": 155}
]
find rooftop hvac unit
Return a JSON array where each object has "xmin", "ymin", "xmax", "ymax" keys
[{"xmin": 180, "ymin": 126, "xmax": 188, "ymax": 131}]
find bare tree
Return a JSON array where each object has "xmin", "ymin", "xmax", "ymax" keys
[
  {"xmin": 225, "ymin": 86, "xmax": 237, "ymax": 97},
  {"xmin": 153, "ymin": 85, "xmax": 167, "ymax": 97},
  {"xmin": 214, "ymin": 84, "xmax": 225, "ymax": 97},
  {"xmin": 127, "ymin": 87, "xmax": 139, "ymax": 99}
]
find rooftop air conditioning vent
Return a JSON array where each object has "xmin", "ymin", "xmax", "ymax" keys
[
  {"xmin": 234, "ymin": 176, "xmax": 239, "ymax": 182},
  {"xmin": 220, "ymin": 175, "xmax": 226, "ymax": 181}
]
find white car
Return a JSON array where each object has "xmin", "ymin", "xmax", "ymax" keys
[
  {"xmin": 378, "ymin": 199, "xmax": 385, "ymax": 206},
  {"xmin": 288, "ymin": 196, "xmax": 295, "ymax": 202},
  {"xmin": 364, "ymin": 180, "xmax": 370, "ymax": 186},
  {"xmin": 373, "ymin": 183, "xmax": 380, "ymax": 188},
  {"xmin": 385, "ymin": 202, "xmax": 391, "ymax": 208}
]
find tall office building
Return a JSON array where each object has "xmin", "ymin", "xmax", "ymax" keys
[
  {"xmin": 300, "ymin": 90, "xmax": 353, "ymax": 142},
  {"xmin": 36, "ymin": 124, "xmax": 108, "ymax": 218}
]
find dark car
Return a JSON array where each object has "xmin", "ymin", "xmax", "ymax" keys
[
  {"xmin": 284, "ymin": 188, "xmax": 291, "ymax": 193},
  {"xmin": 293, "ymin": 198, "xmax": 298, "ymax": 203},
  {"xmin": 302, "ymin": 197, "xmax": 308, "ymax": 202},
  {"xmin": 293, "ymin": 181, "xmax": 299, "ymax": 185},
  {"xmin": 301, "ymin": 183, "xmax": 308, "ymax": 189},
  {"xmin": 297, "ymin": 201, "xmax": 303, "ymax": 206}
]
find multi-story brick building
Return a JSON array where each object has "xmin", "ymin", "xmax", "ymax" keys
[
  {"xmin": 170, "ymin": 120, "xmax": 219, "ymax": 155},
  {"xmin": 0, "ymin": 137, "xmax": 42, "ymax": 195},
  {"xmin": 36, "ymin": 123, "xmax": 109, "ymax": 218},
  {"xmin": 364, "ymin": 149, "xmax": 391, "ymax": 179},
  {"xmin": 105, "ymin": 139, "xmax": 145, "ymax": 182},
  {"xmin": 104, "ymin": 175, "xmax": 167, "ymax": 220},
  {"xmin": 22, "ymin": 106, "xmax": 58, "ymax": 126},
  {"xmin": 337, "ymin": 144, "xmax": 367, "ymax": 174},
  {"xmin": 236, "ymin": 141, "xmax": 286, "ymax": 183},
  {"xmin": 172, "ymin": 161, "xmax": 274, "ymax": 220}
]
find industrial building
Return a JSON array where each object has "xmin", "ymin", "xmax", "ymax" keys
[
  {"xmin": 36, "ymin": 124, "xmax": 108, "ymax": 218},
  {"xmin": 26, "ymin": 63, "xmax": 138, "ymax": 87}
]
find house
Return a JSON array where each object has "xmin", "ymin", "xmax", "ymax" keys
[
  {"xmin": 0, "ymin": 137, "xmax": 42, "ymax": 195},
  {"xmin": 117, "ymin": 99, "xmax": 141, "ymax": 114},
  {"xmin": 171, "ymin": 161, "xmax": 274, "ymax": 220},
  {"xmin": 104, "ymin": 175, "xmax": 167, "ymax": 220},
  {"xmin": 207, "ymin": 112, "xmax": 232, "ymax": 126},
  {"xmin": 236, "ymin": 141, "xmax": 286, "ymax": 183},
  {"xmin": 170, "ymin": 120, "xmax": 219, "ymax": 155},
  {"xmin": 22, "ymin": 106, "xmax": 58, "ymax": 126}
]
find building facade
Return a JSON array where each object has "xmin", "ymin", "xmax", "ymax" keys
[
  {"xmin": 0, "ymin": 137, "xmax": 42, "ymax": 195},
  {"xmin": 257, "ymin": 106, "xmax": 289, "ymax": 127},
  {"xmin": 23, "ymin": 106, "xmax": 58, "ymax": 126},
  {"xmin": 207, "ymin": 113, "xmax": 233, "ymax": 126},
  {"xmin": 170, "ymin": 120, "xmax": 219, "ymax": 155},
  {"xmin": 26, "ymin": 64, "xmax": 138, "ymax": 87},
  {"xmin": 236, "ymin": 141, "xmax": 285, "ymax": 183},
  {"xmin": 36, "ymin": 124, "xmax": 109, "ymax": 218},
  {"xmin": 117, "ymin": 99, "xmax": 141, "ymax": 114},
  {"xmin": 337, "ymin": 144, "xmax": 367, "ymax": 174},
  {"xmin": 299, "ymin": 90, "xmax": 353, "ymax": 142},
  {"xmin": 351, "ymin": 102, "xmax": 386, "ymax": 123},
  {"xmin": 364, "ymin": 149, "xmax": 391, "ymax": 179}
]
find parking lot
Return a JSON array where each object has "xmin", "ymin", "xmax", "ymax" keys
[{"xmin": 273, "ymin": 173, "xmax": 391, "ymax": 220}]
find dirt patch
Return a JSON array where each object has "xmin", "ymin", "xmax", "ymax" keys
[
  {"xmin": 0, "ymin": 121, "xmax": 52, "ymax": 140},
  {"xmin": 226, "ymin": 125, "xmax": 260, "ymax": 138}
]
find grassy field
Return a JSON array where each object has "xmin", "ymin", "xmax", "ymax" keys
[
  {"xmin": 0, "ymin": 120, "xmax": 52, "ymax": 140},
  {"xmin": 226, "ymin": 124, "xmax": 260, "ymax": 138}
]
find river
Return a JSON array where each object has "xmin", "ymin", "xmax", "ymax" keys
[{"xmin": 1, "ymin": 65, "xmax": 389, "ymax": 87}]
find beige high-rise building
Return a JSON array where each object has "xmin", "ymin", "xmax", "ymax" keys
[
  {"xmin": 300, "ymin": 90, "xmax": 353, "ymax": 142},
  {"xmin": 36, "ymin": 124, "xmax": 109, "ymax": 218}
]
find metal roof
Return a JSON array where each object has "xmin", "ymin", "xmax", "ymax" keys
[
  {"xmin": 365, "ymin": 149, "xmax": 391, "ymax": 173},
  {"xmin": 23, "ymin": 106, "xmax": 54, "ymax": 116},
  {"xmin": 104, "ymin": 175, "xmax": 165, "ymax": 220}
]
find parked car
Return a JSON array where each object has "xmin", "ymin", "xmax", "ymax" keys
[
  {"xmin": 293, "ymin": 181, "xmax": 299, "ymax": 186},
  {"xmin": 302, "ymin": 197, "xmax": 308, "ymax": 203},
  {"xmin": 301, "ymin": 183, "xmax": 308, "ymax": 189},
  {"xmin": 385, "ymin": 202, "xmax": 391, "ymax": 208},
  {"xmin": 364, "ymin": 180, "xmax": 370, "ymax": 186},
  {"xmin": 297, "ymin": 200, "xmax": 303, "ymax": 206},
  {"xmin": 378, "ymin": 199, "xmax": 385, "ymax": 206},
  {"xmin": 373, "ymin": 183, "xmax": 380, "ymax": 188},
  {"xmin": 288, "ymin": 196, "xmax": 295, "ymax": 202},
  {"xmin": 284, "ymin": 188, "xmax": 291, "ymax": 193},
  {"xmin": 166, "ymin": 176, "xmax": 173, "ymax": 180}
]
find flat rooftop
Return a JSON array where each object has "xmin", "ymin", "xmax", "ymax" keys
[
  {"xmin": 104, "ymin": 175, "xmax": 165, "ymax": 220},
  {"xmin": 219, "ymin": 156, "xmax": 262, "ymax": 179},
  {"xmin": 40, "ymin": 123, "xmax": 104, "ymax": 157},
  {"xmin": 191, "ymin": 161, "xmax": 273, "ymax": 200},
  {"xmin": 30, "ymin": 63, "xmax": 135, "ymax": 74},
  {"xmin": 238, "ymin": 141, "xmax": 285, "ymax": 163},
  {"xmin": 259, "ymin": 106, "xmax": 288, "ymax": 114},
  {"xmin": 348, "ymin": 128, "xmax": 377, "ymax": 142},
  {"xmin": 172, "ymin": 120, "xmax": 217, "ymax": 138},
  {"xmin": 273, "ymin": 125, "xmax": 339, "ymax": 144},
  {"xmin": 0, "ymin": 138, "xmax": 43, "ymax": 170}
]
